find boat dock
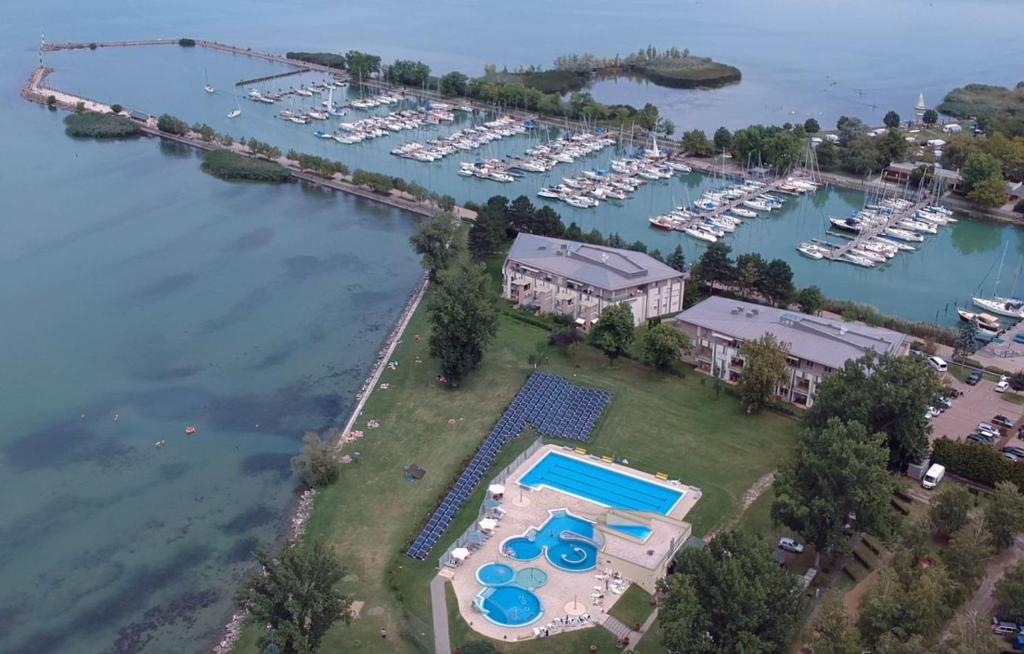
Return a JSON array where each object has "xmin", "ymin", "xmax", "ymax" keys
[
  {"xmin": 817, "ymin": 197, "xmax": 935, "ymax": 263},
  {"xmin": 236, "ymin": 69, "xmax": 307, "ymax": 87}
]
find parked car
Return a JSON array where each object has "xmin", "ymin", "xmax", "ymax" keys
[
  {"xmin": 966, "ymin": 371, "xmax": 983, "ymax": 385},
  {"xmin": 922, "ymin": 463, "xmax": 946, "ymax": 489},
  {"xmin": 939, "ymin": 396, "xmax": 954, "ymax": 409},
  {"xmin": 997, "ymin": 380, "xmax": 1011, "ymax": 393},
  {"xmin": 778, "ymin": 537, "xmax": 805, "ymax": 553},
  {"xmin": 994, "ymin": 415, "xmax": 1015, "ymax": 429},
  {"xmin": 1004, "ymin": 452, "xmax": 1020, "ymax": 462},
  {"xmin": 992, "ymin": 619, "xmax": 1021, "ymax": 636},
  {"xmin": 969, "ymin": 433, "xmax": 994, "ymax": 445},
  {"xmin": 1001, "ymin": 446, "xmax": 1024, "ymax": 458},
  {"xmin": 978, "ymin": 423, "xmax": 1001, "ymax": 438},
  {"xmin": 927, "ymin": 356, "xmax": 948, "ymax": 372},
  {"xmin": 949, "ymin": 388, "xmax": 964, "ymax": 398}
]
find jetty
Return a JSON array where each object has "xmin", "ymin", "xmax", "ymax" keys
[
  {"xmin": 236, "ymin": 69, "xmax": 306, "ymax": 87},
  {"xmin": 21, "ymin": 66, "xmax": 475, "ymax": 222},
  {"xmin": 816, "ymin": 197, "xmax": 935, "ymax": 263}
]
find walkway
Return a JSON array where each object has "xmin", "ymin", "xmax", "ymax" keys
[
  {"xmin": 430, "ymin": 574, "xmax": 452, "ymax": 654},
  {"xmin": 600, "ymin": 607, "xmax": 660, "ymax": 651}
]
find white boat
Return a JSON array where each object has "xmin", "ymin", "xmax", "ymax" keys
[
  {"xmin": 797, "ymin": 243, "xmax": 824, "ymax": 260},
  {"xmin": 743, "ymin": 199, "xmax": 771, "ymax": 212},
  {"xmin": 843, "ymin": 253, "xmax": 875, "ymax": 268},
  {"xmin": 295, "ymin": 87, "xmax": 314, "ymax": 97},
  {"xmin": 729, "ymin": 208, "xmax": 757, "ymax": 219},
  {"xmin": 227, "ymin": 108, "xmax": 241, "ymax": 119},
  {"xmin": 884, "ymin": 227, "xmax": 924, "ymax": 242},
  {"xmin": 684, "ymin": 227, "xmax": 717, "ymax": 243},
  {"xmin": 203, "ymin": 68, "xmax": 214, "ymax": 94},
  {"xmin": 972, "ymin": 297, "xmax": 1024, "ymax": 319}
]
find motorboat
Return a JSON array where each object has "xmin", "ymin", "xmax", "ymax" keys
[
  {"xmin": 884, "ymin": 227, "xmax": 924, "ymax": 242},
  {"xmin": 830, "ymin": 217, "xmax": 863, "ymax": 233},
  {"xmin": 648, "ymin": 215, "xmax": 676, "ymax": 230},
  {"xmin": 797, "ymin": 242, "xmax": 825, "ymax": 260},
  {"xmin": 743, "ymin": 199, "xmax": 771, "ymax": 212},
  {"xmin": 684, "ymin": 226, "xmax": 717, "ymax": 243},
  {"xmin": 972, "ymin": 297, "xmax": 1024, "ymax": 320},
  {"xmin": 842, "ymin": 253, "xmax": 875, "ymax": 268},
  {"xmin": 957, "ymin": 308, "xmax": 1002, "ymax": 332},
  {"xmin": 729, "ymin": 208, "xmax": 757, "ymax": 219},
  {"xmin": 227, "ymin": 108, "xmax": 241, "ymax": 119}
]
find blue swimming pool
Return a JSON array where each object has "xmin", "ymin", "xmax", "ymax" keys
[
  {"xmin": 477, "ymin": 585, "xmax": 544, "ymax": 627},
  {"xmin": 502, "ymin": 511, "xmax": 599, "ymax": 572},
  {"xmin": 476, "ymin": 562, "xmax": 515, "ymax": 586},
  {"xmin": 520, "ymin": 452, "xmax": 684, "ymax": 515},
  {"xmin": 608, "ymin": 523, "xmax": 653, "ymax": 540}
]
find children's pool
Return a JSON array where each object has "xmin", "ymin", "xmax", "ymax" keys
[
  {"xmin": 520, "ymin": 452, "xmax": 684, "ymax": 515},
  {"xmin": 608, "ymin": 523, "xmax": 653, "ymax": 541},
  {"xmin": 476, "ymin": 585, "xmax": 544, "ymax": 627},
  {"xmin": 501, "ymin": 510, "xmax": 599, "ymax": 572},
  {"xmin": 476, "ymin": 562, "xmax": 515, "ymax": 586}
]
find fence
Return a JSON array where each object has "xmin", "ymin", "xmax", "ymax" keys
[{"xmin": 436, "ymin": 436, "xmax": 545, "ymax": 569}]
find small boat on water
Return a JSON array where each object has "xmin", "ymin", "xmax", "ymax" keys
[
  {"xmin": 842, "ymin": 252, "xmax": 875, "ymax": 268},
  {"xmin": 227, "ymin": 108, "xmax": 241, "ymax": 119},
  {"xmin": 972, "ymin": 296, "xmax": 1024, "ymax": 320},
  {"xmin": 957, "ymin": 308, "xmax": 1002, "ymax": 331},
  {"xmin": 830, "ymin": 217, "xmax": 863, "ymax": 233},
  {"xmin": 797, "ymin": 242, "xmax": 825, "ymax": 260},
  {"xmin": 743, "ymin": 199, "xmax": 771, "ymax": 212},
  {"xmin": 184, "ymin": 425, "xmax": 198, "ymax": 435},
  {"xmin": 648, "ymin": 215, "xmax": 676, "ymax": 230},
  {"xmin": 684, "ymin": 226, "xmax": 717, "ymax": 243},
  {"xmin": 730, "ymin": 207, "xmax": 757, "ymax": 219}
]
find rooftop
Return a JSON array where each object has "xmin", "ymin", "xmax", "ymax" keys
[
  {"xmin": 506, "ymin": 233, "xmax": 684, "ymax": 292},
  {"xmin": 886, "ymin": 161, "xmax": 963, "ymax": 181},
  {"xmin": 674, "ymin": 297, "xmax": 908, "ymax": 369}
]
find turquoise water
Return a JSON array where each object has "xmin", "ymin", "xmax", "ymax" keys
[
  {"xmin": 522, "ymin": 452, "xmax": 684, "ymax": 514},
  {"xmin": 478, "ymin": 586, "xmax": 544, "ymax": 627},
  {"xmin": 476, "ymin": 562, "xmax": 515, "ymax": 586},
  {"xmin": 503, "ymin": 511, "xmax": 599, "ymax": 572},
  {"xmin": 2, "ymin": 1, "xmax": 1023, "ymax": 651},
  {"xmin": 608, "ymin": 524, "xmax": 653, "ymax": 541}
]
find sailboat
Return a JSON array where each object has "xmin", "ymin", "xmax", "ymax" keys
[
  {"xmin": 972, "ymin": 244, "xmax": 1024, "ymax": 319},
  {"xmin": 203, "ymin": 68, "xmax": 215, "ymax": 94},
  {"xmin": 227, "ymin": 88, "xmax": 241, "ymax": 119}
]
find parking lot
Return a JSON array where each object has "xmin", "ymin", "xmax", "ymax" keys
[{"xmin": 930, "ymin": 373, "xmax": 1024, "ymax": 448}]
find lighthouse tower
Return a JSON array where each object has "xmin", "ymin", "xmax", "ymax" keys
[{"xmin": 915, "ymin": 93, "xmax": 926, "ymax": 124}]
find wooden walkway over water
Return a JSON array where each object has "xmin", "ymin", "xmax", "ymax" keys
[{"xmin": 819, "ymin": 198, "xmax": 933, "ymax": 262}]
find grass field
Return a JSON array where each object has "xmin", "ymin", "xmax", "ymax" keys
[
  {"xmin": 232, "ymin": 290, "xmax": 800, "ymax": 654},
  {"xmin": 608, "ymin": 585, "xmax": 655, "ymax": 631}
]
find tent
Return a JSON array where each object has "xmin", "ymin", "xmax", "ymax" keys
[
  {"xmin": 478, "ymin": 518, "xmax": 498, "ymax": 531},
  {"xmin": 488, "ymin": 483, "xmax": 505, "ymax": 496},
  {"xmin": 450, "ymin": 547, "xmax": 470, "ymax": 561}
]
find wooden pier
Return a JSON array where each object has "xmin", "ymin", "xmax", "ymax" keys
[
  {"xmin": 821, "ymin": 197, "xmax": 933, "ymax": 262},
  {"xmin": 236, "ymin": 69, "xmax": 307, "ymax": 87}
]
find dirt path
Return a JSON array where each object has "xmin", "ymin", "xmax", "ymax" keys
[
  {"xmin": 706, "ymin": 471, "xmax": 776, "ymax": 541},
  {"xmin": 942, "ymin": 535, "xmax": 1024, "ymax": 639}
]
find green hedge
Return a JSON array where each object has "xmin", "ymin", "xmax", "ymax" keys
[
  {"xmin": 931, "ymin": 437, "xmax": 1024, "ymax": 489},
  {"xmin": 63, "ymin": 111, "xmax": 141, "ymax": 138},
  {"xmin": 201, "ymin": 149, "xmax": 291, "ymax": 183}
]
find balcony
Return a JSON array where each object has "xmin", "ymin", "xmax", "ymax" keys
[{"xmin": 730, "ymin": 357, "xmax": 745, "ymax": 369}]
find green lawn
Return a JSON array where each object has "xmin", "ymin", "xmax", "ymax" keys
[
  {"xmin": 608, "ymin": 585, "xmax": 655, "ymax": 631},
  {"xmin": 233, "ymin": 292, "xmax": 800, "ymax": 653}
]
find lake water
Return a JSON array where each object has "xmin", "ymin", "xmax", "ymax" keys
[{"xmin": 2, "ymin": 1, "xmax": 1023, "ymax": 652}]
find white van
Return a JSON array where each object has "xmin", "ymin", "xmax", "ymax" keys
[
  {"xmin": 922, "ymin": 463, "xmax": 945, "ymax": 489},
  {"xmin": 927, "ymin": 356, "xmax": 948, "ymax": 373}
]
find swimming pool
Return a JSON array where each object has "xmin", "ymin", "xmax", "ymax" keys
[
  {"xmin": 520, "ymin": 452, "xmax": 684, "ymax": 515},
  {"xmin": 502, "ymin": 510, "xmax": 599, "ymax": 572},
  {"xmin": 476, "ymin": 585, "xmax": 544, "ymax": 627},
  {"xmin": 608, "ymin": 523, "xmax": 653, "ymax": 541},
  {"xmin": 476, "ymin": 562, "xmax": 515, "ymax": 586}
]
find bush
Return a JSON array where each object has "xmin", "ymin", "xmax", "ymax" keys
[
  {"xmin": 178, "ymin": 38, "xmax": 196, "ymax": 47},
  {"xmin": 74, "ymin": 101, "xmax": 86, "ymax": 114},
  {"xmin": 823, "ymin": 299, "xmax": 956, "ymax": 346},
  {"xmin": 291, "ymin": 431, "xmax": 339, "ymax": 488},
  {"xmin": 156, "ymin": 113, "xmax": 189, "ymax": 136},
  {"xmin": 45, "ymin": 95, "xmax": 57, "ymax": 107},
  {"xmin": 201, "ymin": 149, "xmax": 291, "ymax": 183},
  {"xmin": 63, "ymin": 111, "xmax": 142, "ymax": 138},
  {"xmin": 931, "ymin": 437, "xmax": 1024, "ymax": 490},
  {"xmin": 110, "ymin": 103, "xmax": 123, "ymax": 114},
  {"xmin": 549, "ymin": 327, "xmax": 584, "ymax": 348}
]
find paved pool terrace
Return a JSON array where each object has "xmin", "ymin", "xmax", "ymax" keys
[{"xmin": 448, "ymin": 445, "xmax": 699, "ymax": 641}]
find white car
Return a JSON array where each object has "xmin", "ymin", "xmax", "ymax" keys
[
  {"xmin": 996, "ymin": 380, "xmax": 1010, "ymax": 393},
  {"xmin": 778, "ymin": 537, "xmax": 805, "ymax": 554}
]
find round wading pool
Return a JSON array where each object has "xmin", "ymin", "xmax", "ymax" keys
[
  {"xmin": 479, "ymin": 586, "xmax": 543, "ymax": 627},
  {"xmin": 476, "ymin": 562, "xmax": 515, "ymax": 586},
  {"xmin": 515, "ymin": 567, "xmax": 549, "ymax": 589}
]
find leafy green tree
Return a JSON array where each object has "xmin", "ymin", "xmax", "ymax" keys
[
  {"xmin": 737, "ymin": 333, "xmax": 789, "ymax": 413},
  {"xmin": 923, "ymin": 108, "xmax": 938, "ymax": 126},
  {"xmin": 760, "ymin": 259, "xmax": 795, "ymax": 306},
  {"xmin": 943, "ymin": 514, "xmax": 993, "ymax": 585},
  {"xmin": 156, "ymin": 113, "xmax": 189, "ymax": 135},
  {"xmin": 941, "ymin": 134, "xmax": 980, "ymax": 170},
  {"xmin": 837, "ymin": 116, "xmax": 868, "ymax": 145},
  {"xmin": 681, "ymin": 129, "xmax": 714, "ymax": 156},
  {"xmin": 968, "ymin": 175, "xmax": 1009, "ymax": 208},
  {"xmin": 291, "ymin": 431, "xmax": 339, "ymax": 488},
  {"xmin": 805, "ymin": 352, "xmax": 944, "ymax": 470},
  {"xmin": 945, "ymin": 611, "xmax": 1003, "ymax": 654},
  {"xmin": 809, "ymin": 590, "xmax": 862, "ymax": 654},
  {"xmin": 638, "ymin": 323, "xmax": 691, "ymax": 371},
  {"xmin": 858, "ymin": 560, "xmax": 958, "ymax": 648},
  {"xmin": 878, "ymin": 129, "xmax": 910, "ymax": 165},
  {"xmin": 238, "ymin": 541, "xmax": 350, "ymax": 654},
  {"xmin": 428, "ymin": 253, "xmax": 498, "ymax": 383},
  {"xmin": 796, "ymin": 286, "xmax": 825, "ymax": 315},
  {"xmin": 963, "ymin": 152, "xmax": 1003, "ymax": 192},
  {"xmin": 735, "ymin": 252, "xmax": 767, "ymax": 298},
  {"xmin": 954, "ymin": 321, "xmax": 978, "ymax": 361},
  {"xmin": 344, "ymin": 50, "xmax": 382, "ymax": 79},
  {"xmin": 985, "ymin": 480, "xmax": 1024, "ymax": 551},
  {"xmin": 696, "ymin": 241, "xmax": 734, "ymax": 292},
  {"xmin": 658, "ymin": 530, "xmax": 800, "ymax": 654},
  {"xmin": 815, "ymin": 140, "xmax": 838, "ymax": 168},
  {"xmin": 884, "ymin": 110, "xmax": 901, "ymax": 128},
  {"xmin": 713, "ymin": 126, "xmax": 733, "ymax": 152},
  {"xmin": 803, "ymin": 117, "xmax": 820, "ymax": 133},
  {"xmin": 929, "ymin": 483, "xmax": 974, "ymax": 537},
  {"xmin": 996, "ymin": 559, "xmax": 1024, "ymax": 622},
  {"xmin": 110, "ymin": 103, "xmax": 123, "ymax": 114},
  {"xmin": 589, "ymin": 303, "xmax": 635, "ymax": 363},
  {"xmin": 387, "ymin": 59, "xmax": 431, "ymax": 86},
  {"xmin": 666, "ymin": 245, "xmax": 686, "ymax": 272},
  {"xmin": 467, "ymin": 200, "xmax": 507, "ymax": 260},
  {"xmin": 843, "ymin": 136, "xmax": 885, "ymax": 174},
  {"xmin": 410, "ymin": 212, "xmax": 462, "ymax": 280},
  {"xmin": 773, "ymin": 419, "xmax": 896, "ymax": 564}
]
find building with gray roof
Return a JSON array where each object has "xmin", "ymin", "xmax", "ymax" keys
[
  {"xmin": 673, "ymin": 296, "xmax": 909, "ymax": 407},
  {"xmin": 503, "ymin": 233, "xmax": 685, "ymax": 327}
]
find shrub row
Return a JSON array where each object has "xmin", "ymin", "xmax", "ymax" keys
[
  {"xmin": 823, "ymin": 298, "xmax": 957, "ymax": 346},
  {"xmin": 201, "ymin": 150, "xmax": 290, "ymax": 183},
  {"xmin": 931, "ymin": 437, "xmax": 1024, "ymax": 490},
  {"xmin": 63, "ymin": 111, "xmax": 141, "ymax": 138}
]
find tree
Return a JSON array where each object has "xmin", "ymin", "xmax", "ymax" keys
[
  {"xmin": 409, "ymin": 211, "xmax": 461, "ymax": 280},
  {"xmin": 803, "ymin": 117, "xmax": 820, "ymax": 133},
  {"xmin": 809, "ymin": 590, "xmax": 862, "ymax": 654},
  {"xmin": 963, "ymin": 152, "xmax": 1003, "ymax": 192},
  {"xmin": 428, "ymin": 253, "xmax": 498, "ymax": 383},
  {"xmin": 796, "ymin": 286, "xmax": 825, "ymax": 314},
  {"xmin": 734, "ymin": 252, "xmax": 767, "ymax": 298},
  {"xmin": 929, "ymin": 483, "xmax": 974, "ymax": 537},
  {"xmin": 996, "ymin": 559, "xmax": 1024, "ymax": 622},
  {"xmin": 238, "ymin": 541, "xmax": 350, "ymax": 654},
  {"xmin": 46, "ymin": 94, "xmax": 57, "ymax": 107},
  {"xmin": 815, "ymin": 140, "xmax": 838, "ymax": 168},
  {"xmin": 666, "ymin": 245, "xmax": 686, "ymax": 272},
  {"xmin": 157, "ymin": 113, "xmax": 189, "ymax": 135},
  {"xmin": 985, "ymin": 480, "xmax": 1024, "ymax": 551},
  {"xmin": 681, "ymin": 129, "xmax": 714, "ymax": 156},
  {"xmin": 968, "ymin": 175, "xmax": 1009, "ymax": 208},
  {"xmin": 696, "ymin": 241, "xmax": 734, "ymax": 292},
  {"xmin": 638, "ymin": 323, "xmax": 691, "ymax": 371},
  {"xmin": 843, "ymin": 136, "xmax": 884, "ymax": 173},
  {"xmin": 878, "ymin": 129, "xmax": 910, "ymax": 166},
  {"xmin": 953, "ymin": 321, "xmax": 978, "ymax": 361},
  {"xmin": 440, "ymin": 71, "xmax": 469, "ymax": 97},
  {"xmin": 291, "ymin": 431, "xmax": 339, "ymax": 488},
  {"xmin": 589, "ymin": 303, "xmax": 635, "ymax": 363},
  {"xmin": 467, "ymin": 200, "xmax": 507, "ymax": 260},
  {"xmin": 713, "ymin": 126, "xmax": 733, "ymax": 152},
  {"xmin": 737, "ymin": 333, "xmax": 789, "ymax": 413},
  {"xmin": 659, "ymin": 530, "xmax": 800, "ymax": 654},
  {"xmin": 884, "ymin": 110, "xmax": 901, "ymax": 129},
  {"xmin": 773, "ymin": 419, "xmax": 896, "ymax": 564},
  {"xmin": 944, "ymin": 611, "xmax": 1002, "ymax": 654},
  {"xmin": 760, "ymin": 259, "xmax": 795, "ymax": 306},
  {"xmin": 110, "ymin": 103, "xmax": 123, "ymax": 114},
  {"xmin": 943, "ymin": 515, "xmax": 993, "ymax": 585},
  {"xmin": 858, "ymin": 561, "xmax": 958, "ymax": 648},
  {"xmin": 923, "ymin": 108, "xmax": 938, "ymax": 126},
  {"xmin": 805, "ymin": 352, "xmax": 945, "ymax": 470}
]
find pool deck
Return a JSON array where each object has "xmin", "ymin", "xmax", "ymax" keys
[{"xmin": 448, "ymin": 445, "xmax": 698, "ymax": 642}]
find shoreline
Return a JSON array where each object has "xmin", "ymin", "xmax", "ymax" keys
[{"xmin": 209, "ymin": 274, "xmax": 429, "ymax": 654}]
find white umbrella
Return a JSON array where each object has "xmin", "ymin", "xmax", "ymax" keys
[
  {"xmin": 478, "ymin": 518, "xmax": 498, "ymax": 531},
  {"xmin": 488, "ymin": 483, "xmax": 505, "ymax": 495},
  {"xmin": 450, "ymin": 547, "xmax": 470, "ymax": 561}
]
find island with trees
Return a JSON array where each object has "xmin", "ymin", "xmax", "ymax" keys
[
  {"xmin": 200, "ymin": 149, "xmax": 291, "ymax": 183},
  {"xmin": 63, "ymin": 110, "xmax": 141, "ymax": 138},
  {"xmin": 554, "ymin": 45, "xmax": 741, "ymax": 89}
]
